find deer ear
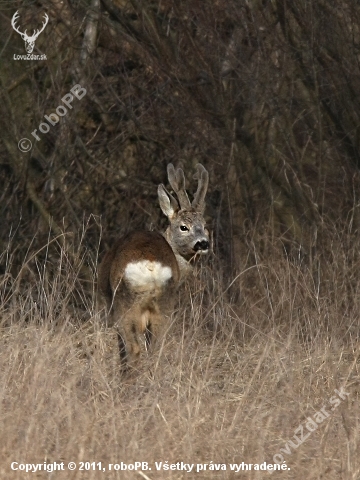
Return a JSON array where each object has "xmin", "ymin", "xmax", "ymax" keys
[{"xmin": 158, "ymin": 185, "xmax": 178, "ymax": 219}]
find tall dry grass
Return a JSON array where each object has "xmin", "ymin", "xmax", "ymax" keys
[{"xmin": 0, "ymin": 224, "xmax": 359, "ymax": 479}]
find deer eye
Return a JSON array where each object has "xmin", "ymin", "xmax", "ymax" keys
[{"xmin": 180, "ymin": 225, "xmax": 189, "ymax": 232}]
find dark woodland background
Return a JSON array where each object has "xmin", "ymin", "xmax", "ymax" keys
[{"xmin": 1, "ymin": 0, "xmax": 360, "ymax": 287}]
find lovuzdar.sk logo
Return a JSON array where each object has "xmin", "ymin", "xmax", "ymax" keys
[{"xmin": 11, "ymin": 10, "xmax": 48, "ymax": 60}]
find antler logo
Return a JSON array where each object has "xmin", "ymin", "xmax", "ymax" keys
[{"xmin": 11, "ymin": 10, "xmax": 48, "ymax": 54}]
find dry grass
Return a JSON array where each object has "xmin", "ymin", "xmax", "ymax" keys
[{"xmin": 0, "ymin": 230, "xmax": 359, "ymax": 479}]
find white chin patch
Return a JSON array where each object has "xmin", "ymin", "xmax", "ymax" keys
[
  {"xmin": 195, "ymin": 249, "xmax": 208, "ymax": 255},
  {"xmin": 124, "ymin": 260, "xmax": 172, "ymax": 290}
]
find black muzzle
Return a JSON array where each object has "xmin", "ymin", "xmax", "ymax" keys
[{"xmin": 194, "ymin": 240, "xmax": 209, "ymax": 252}]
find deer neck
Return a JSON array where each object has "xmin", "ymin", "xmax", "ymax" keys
[{"xmin": 162, "ymin": 229, "xmax": 193, "ymax": 281}]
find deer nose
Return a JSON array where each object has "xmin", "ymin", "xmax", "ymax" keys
[{"xmin": 194, "ymin": 240, "xmax": 209, "ymax": 252}]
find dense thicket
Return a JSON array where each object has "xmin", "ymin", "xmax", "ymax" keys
[{"xmin": 1, "ymin": 0, "xmax": 360, "ymax": 281}]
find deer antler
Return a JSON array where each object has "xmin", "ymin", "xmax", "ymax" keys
[
  {"xmin": 11, "ymin": 11, "xmax": 49, "ymax": 40},
  {"xmin": 167, "ymin": 163, "xmax": 191, "ymax": 210},
  {"xmin": 11, "ymin": 11, "xmax": 25, "ymax": 38},
  {"xmin": 31, "ymin": 12, "xmax": 49, "ymax": 40},
  {"xmin": 192, "ymin": 164, "xmax": 209, "ymax": 213}
]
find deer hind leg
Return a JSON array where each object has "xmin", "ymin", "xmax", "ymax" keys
[
  {"xmin": 100, "ymin": 295, "xmax": 128, "ymax": 368},
  {"xmin": 145, "ymin": 315, "xmax": 165, "ymax": 351},
  {"xmin": 112, "ymin": 299, "xmax": 142, "ymax": 366},
  {"xmin": 146, "ymin": 289, "xmax": 176, "ymax": 351},
  {"xmin": 144, "ymin": 303, "xmax": 167, "ymax": 351},
  {"xmin": 122, "ymin": 307, "xmax": 142, "ymax": 362}
]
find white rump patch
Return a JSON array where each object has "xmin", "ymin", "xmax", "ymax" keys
[{"xmin": 124, "ymin": 260, "xmax": 172, "ymax": 290}]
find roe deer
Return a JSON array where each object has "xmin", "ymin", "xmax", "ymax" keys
[{"xmin": 98, "ymin": 163, "xmax": 209, "ymax": 367}]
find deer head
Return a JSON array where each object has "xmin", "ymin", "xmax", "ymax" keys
[
  {"xmin": 11, "ymin": 10, "xmax": 49, "ymax": 54},
  {"xmin": 158, "ymin": 163, "xmax": 210, "ymax": 260}
]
